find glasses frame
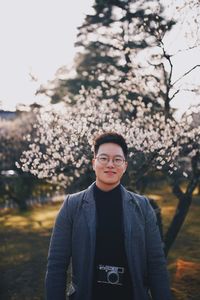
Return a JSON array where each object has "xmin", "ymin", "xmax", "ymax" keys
[{"xmin": 95, "ymin": 154, "xmax": 126, "ymax": 167}]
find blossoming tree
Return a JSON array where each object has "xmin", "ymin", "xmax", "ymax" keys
[{"xmin": 18, "ymin": 86, "xmax": 200, "ymax": 255}]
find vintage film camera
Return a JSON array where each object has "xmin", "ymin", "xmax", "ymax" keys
[{"xmin": 97, "ymin": 264, "xmax": 125, "ymax": 286}]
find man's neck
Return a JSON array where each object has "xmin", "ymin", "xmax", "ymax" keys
[{"xmin": 95, "ymin": 181, "xmax": 120, "ymax": 192}]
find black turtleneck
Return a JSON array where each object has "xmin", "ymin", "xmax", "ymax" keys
[{"xmin": 92, "ymin": 184, "xmax": 133, "ymax": 300}]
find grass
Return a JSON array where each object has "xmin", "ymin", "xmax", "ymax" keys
[
  {"xmin": 0, "ymin": 185, "xmax": 200, "ymax": 300},
  {"xmin": 146, "ymin": 185, "xmax": 200, "ymax": 300},
  {"xmin": 0, "ymin": 204, "xmax": 57, "ymax": 300}
]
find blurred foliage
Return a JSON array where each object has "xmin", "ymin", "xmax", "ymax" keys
[
  {"xmin": 0, "ymin": 111, "xmax": 36, "ymax": 170},
  {"xmin": 0, "ymin": 173, "xmax": 37, "ymax": 211},
  {"xmin": 0, "ymin": 110, "xmax": 58, "ymax": 211}
]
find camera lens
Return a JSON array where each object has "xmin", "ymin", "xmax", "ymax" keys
[{"xmin": 107, "ymin": 271, "xmax": 119, "ymax": 284}]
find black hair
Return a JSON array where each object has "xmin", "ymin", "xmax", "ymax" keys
[{"xmin": 93, "ymin": 132, "xmax": 128, "ymax": 158}]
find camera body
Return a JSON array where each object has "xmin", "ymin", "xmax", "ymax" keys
[{"xmin": 97, "ymin": 264, "xmax": 125, "ymax": 286}]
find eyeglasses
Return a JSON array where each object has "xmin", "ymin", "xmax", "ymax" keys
[{"xmin": 96, "ymin": 154, "xmax": 126, "ymax": 167}]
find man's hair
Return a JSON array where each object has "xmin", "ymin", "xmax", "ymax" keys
[{"xmin": 93, "ymin": 132, "xmax": 128, "ymax": 158}]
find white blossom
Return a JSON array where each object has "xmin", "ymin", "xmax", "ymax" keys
[{"xmin": 17, "ymin": 88, "xmax": 200, "ymax": 186}]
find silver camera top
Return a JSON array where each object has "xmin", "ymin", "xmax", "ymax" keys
[{"xmin": 97, "ymin": 264, "xmax": 125, "ymax": 286}]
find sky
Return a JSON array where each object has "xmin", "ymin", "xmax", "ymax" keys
[
  {"xmin": 0, "ymin": 0, "xmax": 94, "ymax": 110},
  {"xmin": 0, "ymin": 0, "xmax": 199, "ymax": 119}
]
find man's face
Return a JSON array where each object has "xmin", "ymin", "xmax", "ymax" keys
[{"xmin": 92, "ymin": 142, "xmax": 128, "ymax": 191}]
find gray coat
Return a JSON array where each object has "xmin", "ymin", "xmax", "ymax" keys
[{"xmin": 45, "ymin": 183, "xmax": 171, "ymax": 300}]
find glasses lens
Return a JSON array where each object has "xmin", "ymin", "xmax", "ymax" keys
[
  {"xmin": 114, "ymin": 158, "xmax": 124, "ymax": 166},
  {"xmin": 97, "ymin": 155, "xmax": 124, "ymax": 166},
  {"xmin": 98, "ymin": 156, "xmax": 108, "ymax": 164}
]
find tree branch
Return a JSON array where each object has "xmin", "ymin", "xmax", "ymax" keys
[
  {"xmin": 172, "ymin": 44, "xmax": 200, "ymax": 56},
  {"xmin": 172, "ymin": 65, "xmax": 200, "ymax": 86},
  {"xmin": 170, "ymin": 89, "xmax": 180, "ymax": 101}
]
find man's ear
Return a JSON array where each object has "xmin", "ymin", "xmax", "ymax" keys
[
  {"xmin": 124, "ymin": 161, "xmax": 128, "ymax": 173},
  {"xmin": 92, "ymin": 158, "xmax": 96, "ymax": 171}
]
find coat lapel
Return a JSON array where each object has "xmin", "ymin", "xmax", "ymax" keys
[
  {"xmin": 121, "ymin": 185, "xmax": 140, "ymax": 272},
  {"xmin": 82, "ymin": 183, "xmax": 96, "ymax": 258}
]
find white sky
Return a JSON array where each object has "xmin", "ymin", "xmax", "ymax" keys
[
  {"xmin": 0, "ymin": 0, "xmax": 199, "ymax": 119},
  {"xmin": 0, "ymin": 0, "xmax": 94, "ymax": 110}
]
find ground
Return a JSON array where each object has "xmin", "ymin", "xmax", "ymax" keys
[{"xmin": 0, "ymin": 185, "xmax": 200, "ymax": 300}]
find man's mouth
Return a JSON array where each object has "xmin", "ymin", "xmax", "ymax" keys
[{"xmin": 104, "ymin": 171, "xmax": 116, "ymax": 175}]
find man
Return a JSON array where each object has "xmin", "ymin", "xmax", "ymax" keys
[{"xmin": 45, "ymin": 132, "xmax": 172, "ymax": 300}]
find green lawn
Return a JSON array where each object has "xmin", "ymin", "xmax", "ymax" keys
[{"xmin": 0, "ymin": 186, "xmax": 199, "ymax": 300}]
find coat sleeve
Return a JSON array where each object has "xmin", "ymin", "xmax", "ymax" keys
[
  {"xmin": 45, "ymin": 196, "xmax": 72, "ymax": 300},
  {"xmin": 144, "ymin": 198, "xmax": 172, "ymax": 300}
]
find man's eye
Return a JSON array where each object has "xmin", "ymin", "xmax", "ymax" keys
[
  {"xmin": 115, "ymin": 158, "xmax": 122, "ymax": 163},
  {"xmin": 99, "ymin": 157, "xmax": 108, "ymax": 161}
]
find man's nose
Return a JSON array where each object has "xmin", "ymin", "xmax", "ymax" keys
[{"xmin": 107, "ymin": 158, "xmax": 115, "ymax": 167}]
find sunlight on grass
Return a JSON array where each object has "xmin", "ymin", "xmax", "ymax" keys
[
  {"xmin": 0, "ymin": 203, "xmax": 61, "ymax": 232},
  {"xmin": 171, "ymin": 259, "xmax": 200, "ymax": 300},
  {"xmin": 175, "ymin": 259, "xmax": 200, "ymax": 280},
  {"xmin": 0, "ymin": 215, "xmax": 31, "ymax": 228},
  {"xmin": 145, "ymin": 193, "xmax": 163, "ymax": 201},
  {"xmin": 192, "ymin": 186, "xmax": 199, "ymax": 195}
]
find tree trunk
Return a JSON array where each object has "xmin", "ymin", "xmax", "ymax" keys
[
  {"xmin": 164, "ymin": 154, "xmax": 199, "ymax": 256},
  {"xmin": 164, "ymin": 187, "xmax": 192, "ymax": 257}
]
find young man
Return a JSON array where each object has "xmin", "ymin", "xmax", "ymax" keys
[{"xmin": 45, "ymin": 132, "xmax": 172, "ymax": 300}]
